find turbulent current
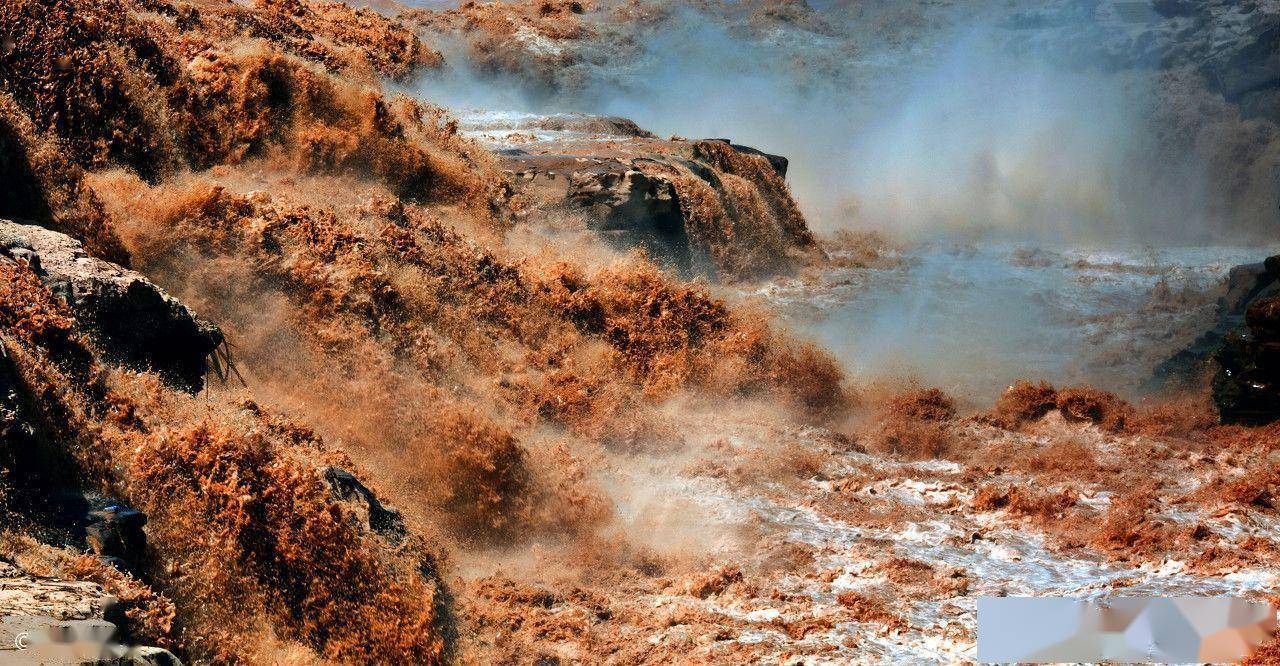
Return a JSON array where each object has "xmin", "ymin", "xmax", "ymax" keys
[
  {"xmin": 757, "ymin": 243, "xmax": 1280, "ymax": 403},
  {"xmin": 445, "ymin": 80, "xmax": 1280, "ymax": 660},
  {"xmin": 4, "ymin": 0, "xmax": 1279, "ymax": 662}
]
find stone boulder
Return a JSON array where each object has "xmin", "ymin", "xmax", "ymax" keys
[
  {"xmin": 324, "ymin": 467, "xmax": 406, "ymax": 544},
  {"xmin": 459, "ymin": 112, "xmax": 819, "ymax": 280},
  {"xmin": 0, "ymin": 219, "xmax": 223, "ymax": 392},
  {"xmin": 1155, "ymin": 254, "xmax": 1280, "ymax": 424}
]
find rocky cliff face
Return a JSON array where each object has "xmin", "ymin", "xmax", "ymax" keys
[{"xmin": 1067, "ymin": 0, "xmax": 1280, "ymax": 124}]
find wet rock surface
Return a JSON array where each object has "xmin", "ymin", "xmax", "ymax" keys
[
  {"xmin": 0, "ymin": 560, "xmax": 113, "ymax": 621},
  {"xmin": 462, "ymin": 112, "xmax": 818, "ymax": 279},
  {"xmin": 1157, "ymin": 253, "xmax": 1280, "ymax": 423},
  {"xmin": 0, "ymin": 219, "xmax": 223, "ymax": 392},
  {"xmin": 324, "ymin": 466, "xmax": 407, "ymax": 543},
  {"xmin": 0, "ymin": 560, "xmax": 180, "ymax": 664}
]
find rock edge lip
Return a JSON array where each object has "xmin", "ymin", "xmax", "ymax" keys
[{"xmin": 0, "ymin": 218, "xmax": 224, "ymax": 392}]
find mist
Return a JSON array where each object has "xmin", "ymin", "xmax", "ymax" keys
[
  {"xmin": 12, "ymin": 0, "xmax": 1280, "ymax": 660},
  {"xmin": 401, "ymin": 0, "xmax": 1280, "ymax": 404},
  {"xmin": 412, "ymin": 2, "xmax": 1274, "ymax": 246}
]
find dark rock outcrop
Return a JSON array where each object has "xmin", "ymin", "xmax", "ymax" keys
[
  {"xmin": 324, "ymin": 467, "xmax": 407, "ymax": 544},
  {"xmin": 1215, "ymin": 292, "xmax": 1280, "ymax": 424},
  {"xmin": 543, "ymin": 142, "xmax": 816, "ymax": 278},
  {"xmin": 1154, "ymin": 259, "xmax": 1280, "ymax": 381},
  {"xmin": 0, "ymin": 219, "xmax": 223, "ymax": 392},
  {"xmin": 85, "ymin": 505, "xmax": 149, "ymax": 573},
  {"xmin": 1155, "ymin": 254, "xmax": 1280, "ymax": 424},
  {"xmin": 564, "ymin": 163, "xmax": 694, "ymax": 272},
  {"xmin": 461, "ymin": 112, "xmax": 819, "ymax": 280}
]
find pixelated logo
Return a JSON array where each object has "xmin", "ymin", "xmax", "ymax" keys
[{"xmin": 13, "ymin": 630, "xmax": 28, "ymax": 650}]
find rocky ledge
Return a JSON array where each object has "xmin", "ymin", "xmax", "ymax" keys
[
  {"xmin": 461, "ymin": 112, "xmax": 821, "ymax": 280},
  {"xmin": 0, "ymin": 220, "xmax": 223, "ymax": 392}
]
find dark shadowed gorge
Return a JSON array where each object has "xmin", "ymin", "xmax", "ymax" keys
[{"xmin": 1, "ymin": 0, "xmax": 1279, "ymax": 663}]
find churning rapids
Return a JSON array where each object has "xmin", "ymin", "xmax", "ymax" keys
[
  {"xmin": 450, "ymin": 103, "xmax": 1280, "ymax": 662},
  {"xmin": 637, "ymin": 244, "xmax": 1280, "ymax": 661},
  {"xmin": 4, "ymin": 0, "xmax": 1279, "ymax": 662},
  {"xmin": 615, "ymin": 420, "xmax": 1280, "ymax": 662}
]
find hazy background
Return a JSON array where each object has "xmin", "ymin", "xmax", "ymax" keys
[
  {"xmin": 412, "ymin": 0, "xmax": 1278, "ymax": 246},
  {"xmin": 406, "ymin": 0, "xmax": 1280, "ymax": 399}
]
